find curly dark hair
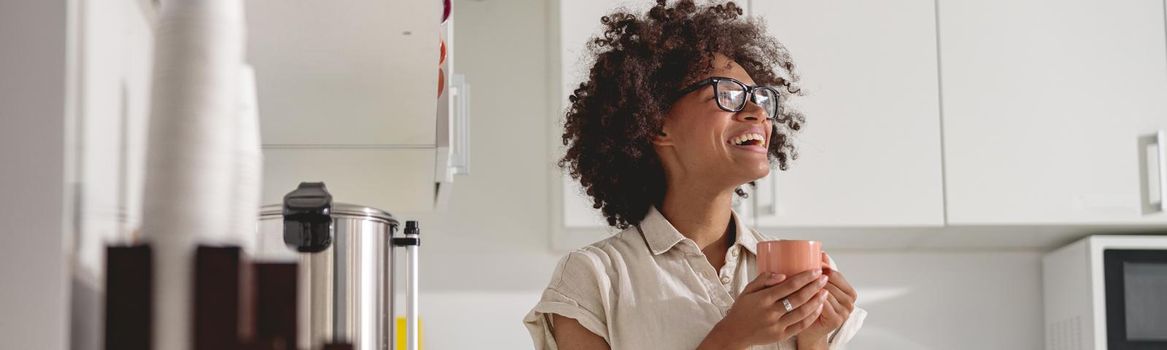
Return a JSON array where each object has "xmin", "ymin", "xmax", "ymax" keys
[{"xmin": 558, "ymin": 0, "xmax": 805, "ymax": 229}]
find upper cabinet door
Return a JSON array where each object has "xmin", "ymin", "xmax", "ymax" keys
[
  {"xmin": 751, "ymin": 0, "xmax": 946, "ymax": 227},
  {"xmin": 940, "ymin": 0, "xmax": 1167, "ymax": 224},
  {"xmin": 246, "ymin": 0, "xmax": 440, "ymax": 146}
]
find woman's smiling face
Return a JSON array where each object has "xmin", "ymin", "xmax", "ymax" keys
[{"xmin": 655, "ymin": 53, "xmax": 774, "ymax": 188}]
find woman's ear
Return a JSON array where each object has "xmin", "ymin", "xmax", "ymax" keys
[
  {"xmin": 652, "ymin": 129, "xmax": 673, "ymax": 146},
  {"xmin": 653, "ymin": 119, "xmax": 675, "ymax": 146}
]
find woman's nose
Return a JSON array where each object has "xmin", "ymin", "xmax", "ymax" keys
[{"xmin": 736, "ymin": 101, "xmax": 769, "ymax": 123}]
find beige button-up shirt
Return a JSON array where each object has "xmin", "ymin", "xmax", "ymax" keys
[{"xmin": 524, "ymin": 206, "xmax": 866, "ymax": 349}]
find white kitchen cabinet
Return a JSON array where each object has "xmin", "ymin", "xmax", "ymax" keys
[
  {"xmin": 247, "ymin": 0, "xmax": 468, "ymax": 212},
  {"xmin": 939, "ymin": 0, "xmax": 1167, "ymax": 225},
  {"xmin": 750, "ymin": 0, "xmax": 946, "ymax": 227},
  {"xmin": 246, "ymin": 0, "xmax": 440, "ymax": 146}
]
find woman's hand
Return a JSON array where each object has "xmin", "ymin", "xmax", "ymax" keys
[
  {"xmin": 698, "ymin": 269, "xmax": 830, "ymax": 350},
  {"xmin": 798, "ymin": 252, "xmax": 859, "ymax": 346}
]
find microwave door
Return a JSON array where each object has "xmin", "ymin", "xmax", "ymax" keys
[{"xmin": 1104, "ymin": 249, "xmax": 1167, "ymax": 350}]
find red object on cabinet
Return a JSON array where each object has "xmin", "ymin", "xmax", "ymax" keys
[{"xmin": 442, "ymin": 0, "xmax": 451, "ymax": 23}]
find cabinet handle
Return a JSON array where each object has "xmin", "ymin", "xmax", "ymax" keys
[
  {"xmin": 1157, "ymin": 130, "xmax": 1167, "ymax": 213},
  {"xmin": 451, "ymin": 74, "xmax": 470, "ymax": 175}
]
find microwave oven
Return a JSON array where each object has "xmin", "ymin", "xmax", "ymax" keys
[{"xmin": 1044, "ymin": 235, "xmax": 1167, "ymax": 350}]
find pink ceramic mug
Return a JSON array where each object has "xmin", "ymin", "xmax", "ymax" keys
[{"xmin": 756, "ymin": 240, "xmax": 824, "ymax": 277}]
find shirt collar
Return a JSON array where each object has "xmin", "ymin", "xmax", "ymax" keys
[
  {"xmin": 733, "ymin": 211, "xmax": 760, "ymax": 256},
  {"xmin": 639, "ymin": 206, "xmax": 761, "ymax": 256}
]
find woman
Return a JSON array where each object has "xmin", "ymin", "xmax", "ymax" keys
[{"xmin": 524, "ymin": 1, "xmax": 866, "ymax": 349}]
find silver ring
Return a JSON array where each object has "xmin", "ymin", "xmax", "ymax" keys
[{"xmin": 781, "ymin": 298, "xmax": 794, "ymax": 312}]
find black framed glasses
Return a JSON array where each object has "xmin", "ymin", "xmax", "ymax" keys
[{"xmin": 676, "ymin": 76, "xmax": 784, "ymax": 121}]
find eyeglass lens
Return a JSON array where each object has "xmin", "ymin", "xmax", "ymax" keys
[{"xmin": 715, "ymin": 79, "xmax": 779, "ymax": 119}]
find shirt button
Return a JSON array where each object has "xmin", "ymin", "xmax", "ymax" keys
[
  {"xmin": 720, "ymin": 275, "xmax": 731, "ymax": 284},
  {"xmin": 729, "ymin": 248, "xmax": 739, "ymax": 258}
]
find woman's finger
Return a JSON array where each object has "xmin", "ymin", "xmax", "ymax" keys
[
  {"xmin": 744, "ymin": 272, "xmax": 786, "ymax": 295},
  {"xmin": 826, "ymin": 269, "xmax": 858, "ymax": 300},
  {"xmin": 768, "ymin": 273, "xmax": 827, "ymax": 310},
  {"xmin": 825, "ymin": 292, "xmax": 846, "ymax": 322},
  {"xmin": 779, "ymin": 289, "xmax": 827, "ymax": 326},
  {"xmin": 761, "ymin": 269, "xmax": 821, "ymax": 304},
  {"xmin": 782, "ymin": 296, "xmax": 825, "ymax": 335},
  {"xmin": 824, "ymin": 282, "xmax": 854, "ymax": 309},
  {"xmin": 817, "ymin": 293, "xmax": 837, "ymax": 324}
]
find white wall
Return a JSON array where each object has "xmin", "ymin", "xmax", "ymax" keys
[
  {"xmin": 405, "ymin": 1, "xmax": 1046, "ymax": 349},
  {"xmin": 0, "ymin": 1, "xmax": 71, "ymax": 349},
  {"xmin": 830, "ymin": 251, "xmax": 1044, "ymax": 350}
]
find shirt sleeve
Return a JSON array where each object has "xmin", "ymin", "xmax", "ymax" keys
[
  {"xmin": 824, "ymin": 254, "xmax": 866, "ymax": 350},
  {"xmin": 827, "ymin": 306, "xmax": 866, "ymax": 349},
  {"xmin": 523, "ymin": 251, "xmax": 611, "ymax": 349}
]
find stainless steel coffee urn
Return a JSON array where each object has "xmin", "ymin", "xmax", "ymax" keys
[{"xmin": 257, "ymin": 182, "xmax": 420, "ymax": 350}]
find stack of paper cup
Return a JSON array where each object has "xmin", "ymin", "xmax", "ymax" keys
[
  {"xmin": 231, "ymin": 65, "xmax": 262, "ymax": 255},
  {"xmin": 139, "ymin": 0, "xmax": 245, "ymax": 349}
]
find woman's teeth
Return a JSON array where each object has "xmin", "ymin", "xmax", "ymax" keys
[{"xmin": 731, "ymin": 133, "xmax": 766, "ymax": 146}]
